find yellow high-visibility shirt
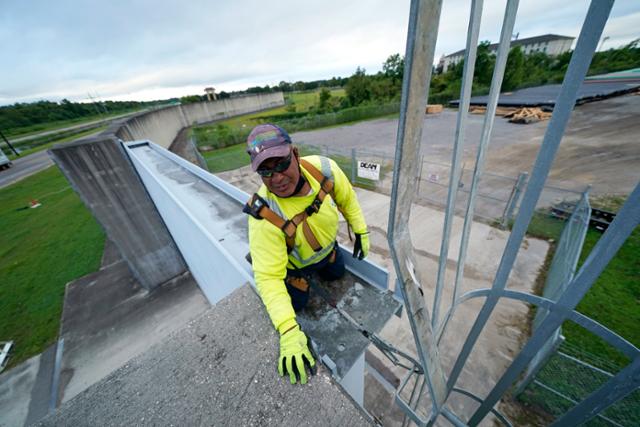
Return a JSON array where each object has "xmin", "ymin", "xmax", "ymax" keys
[{"xmin": 248, "ymin": 155, "xmax": 367, "ymax": 333}]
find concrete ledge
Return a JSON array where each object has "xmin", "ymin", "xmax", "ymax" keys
[{"xmin": 40, "ymin": 286, "xmax": 370, "ymax": 426}]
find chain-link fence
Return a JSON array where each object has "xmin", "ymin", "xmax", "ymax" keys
[
  {"xmin": 298, "ymin": 144, "xmax": 394, "ymax": 194},
  {"xmin": 514, "ymin": 194, "xmax": 639, "ymax": 426},
  {"xmin": 518, "ymin": 341, "xmax": 640, "ymax": 426},
  {"xmin": 299, "ymin": 143, "xmax": 584, "ymax": 225}
]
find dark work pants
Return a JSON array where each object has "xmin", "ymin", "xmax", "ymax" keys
[{"xmin": 285, "ymin": 242, "xmax": 345, "ymax": 311}]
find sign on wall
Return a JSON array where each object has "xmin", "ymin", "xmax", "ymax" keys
[{"xmin": 357, "ymin": 161, "xmax": 381, "ymax": 181}]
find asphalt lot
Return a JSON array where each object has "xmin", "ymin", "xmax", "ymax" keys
[
  {"xmin": 293, "ymin": 93, "xmax": 640, "ymax": 196},
  {"xmin": 0, "ymin": 150, "xmax": 54, "ymax": 189}
]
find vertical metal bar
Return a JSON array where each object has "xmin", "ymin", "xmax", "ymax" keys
[
  {"xmin": 446, "ymin": 1, "xmax": 612, "ymax": 412},
  {"xmin": 401, "ymin": 375, "xmax": 422, "ymax": 427},
  {"xmin": 388, "ymin": 0, "xmax": 447, "ymax": 417},
  {"xmin": 568, "ymin": 187, "xmax": 591, "ymax": 275},
  {"xmin": 351, "ymin": 148, "xmax": 357, "ymax": 183},
  {"xmin": 513, "ymin": 333, "xmax": 563, "ymax": 396},
  {"xmin": 417, "ymin": 154, "xmax": 424, "ymax": 196},
  {"xmin": 469, "ymin": 176, "xmax": 638, "ymax": 425},
  {"xmin": 552, "ymin": 356, "xmax": 640, "ymax": 426},
  {"xmin": 501, "ymin": 172, "xmax": 528, "ymax": 228},
  {"xmin": 432, "ymin": 0, "xmax": 484, "ymax": 329},
  {"xmin": 450, "ymin": 0, "xmax": 520, "ymax": 316}
]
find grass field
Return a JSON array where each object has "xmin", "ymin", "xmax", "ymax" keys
[
  {"xmin": 7, "ymin": 125, "xmax": 108, "ymax": 160},
  {"xmin": 202, "ymin": 143, "xmax": 250, "ymax": 173},
  {"xmin": 525, "ymin": 202, "xmax": 638, "ymax": 367},
  {"xmin": 202, "ymin": 89, "xmax": 346, "ymax": 131},
  {"xmin": 0, "ymin": 166, "xmax": 104, "ymax": 368},
  {"xmin": 192, "ymin": 89, "xmax": 354, "ymax": 150},
  {"xmin": 4, "ymin": 109, "xmax": 142, "ymax": 139}
]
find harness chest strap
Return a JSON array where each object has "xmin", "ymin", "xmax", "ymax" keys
[{"xmin": 245, "ymin": 160, "xmax": 335, "ymax": 252}]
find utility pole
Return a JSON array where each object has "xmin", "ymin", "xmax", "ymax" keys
[
  {"xmin": 0, "ymin": 130, "xmax": 19, "ymax": 156},
  {"xmin": 598, "ymin": 36, "xmax": 610, "ymax": 51},
  {"xmin": 87, "ymin": 93, "xmax": 104, "ymax": 116}
]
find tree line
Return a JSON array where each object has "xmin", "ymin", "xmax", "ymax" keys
[
  {"xmin": 5, "ymin": 39, "xmax": 637, "ymax": 132},
  {"xmin": 0, "ymin": 99, "xmax": 159, "ymax": 133}
]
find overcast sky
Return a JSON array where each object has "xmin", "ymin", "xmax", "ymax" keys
[{"xmin": 2, "ymin": 0, "xmax": 638, "ymax": 105}]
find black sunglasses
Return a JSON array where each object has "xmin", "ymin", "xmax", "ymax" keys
[{"xmin": 257, "ymin": 154, "xmax": 292, "ymax": 178}]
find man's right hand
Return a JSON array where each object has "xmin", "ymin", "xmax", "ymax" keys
[{"xmin": 279, "ymin": 325, "xmax": 316, "ymax": 384}]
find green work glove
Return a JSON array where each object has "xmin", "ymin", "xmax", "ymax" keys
[
  {"xmin": 353, "ymin": 232, "xmax": 370, "ymax": 260},
  {"xmin": 279, "ymin": 325, "xmax": 316, "ymax": 384}
]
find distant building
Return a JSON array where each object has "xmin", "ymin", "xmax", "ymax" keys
[
  {"xmin": 438, "ymin": 34, "xmax": 575, "ymax": 73},
  {"xmin": 204, "ymin": 87, "xmax": 217, "ymax": 101}
]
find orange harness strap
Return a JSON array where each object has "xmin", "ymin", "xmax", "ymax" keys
[{"xmin": 244, "ymin": 160, "xmax": 335, "ymax": 253}]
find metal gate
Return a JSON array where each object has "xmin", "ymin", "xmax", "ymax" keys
[{"xmin": 388, "ymin": 0, "xmax": 639, "ymax": 425}]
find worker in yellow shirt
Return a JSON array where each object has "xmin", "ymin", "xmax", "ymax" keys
[{"xmin": 243, "ymin": 124, "xmax": 369, "ymax": 385}]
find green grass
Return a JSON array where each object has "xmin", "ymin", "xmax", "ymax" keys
[
  {"xmin": 197, "ymin": 89, "xmax": 346, "ymax": 134},
  {"xmin": 191, "ymin": 89, "xmax": 351, "ymax": 150},
  {"xmin": 563, "ymin": 225, "xmax": 639, "ymax": 366},
  {"xmin": 7, "ymin": 125, "xmax": 107, "ymax": 160},
  {"xmin": 202, "ymin": 143, "xmax": 250, "ymax": 173},
  {"xmin": 524, "ymin": 204, "xmax": 639, "ymax": 366},
  {"xmin": 0, "ymin": 166, "xmax": 105, "ymax": 368},
  {"xmin": 4, "ymin": 109, "xmax": 142, "ymax": 139}
]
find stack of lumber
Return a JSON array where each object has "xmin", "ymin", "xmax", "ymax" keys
[
  {"xmin": 425, "ymin": 104, "xmax": 443, "ymax": 114},
  {"xmin": 469, "ymin": 106, "xmax": 517, "ymax": 116},
  {"xmin": 504, "ymin": 107, "xmax": 552, "ymax": 124}
]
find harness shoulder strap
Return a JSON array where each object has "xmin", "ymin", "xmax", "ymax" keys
[
  {"xmin": 243, "ymin": 158, "xmax": 337, "ymax": 254},
  {"xmin": 300, "ymin": 158, "xmax": 335, "ymax": 199}
]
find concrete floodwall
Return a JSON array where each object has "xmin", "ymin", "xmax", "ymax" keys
[
  {"xmin": 49, "ymin": 92, "xmax": 283, "ymax": 291},
  {"xmin": 49, "ymin": 137, "xmax": 188, "ymax": 290},
  {"xmin": 112, "ymin": 92, "xmax": 284, "ymax": 148}
]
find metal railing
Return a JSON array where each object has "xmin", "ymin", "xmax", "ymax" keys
[{"xmin": 387, "ymin": 0, "xmax": 639, "ymax": 426}]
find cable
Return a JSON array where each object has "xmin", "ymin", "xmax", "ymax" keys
[{"xmin": 309, "ymin": 277, "xmax": 424, "ymax": 375}]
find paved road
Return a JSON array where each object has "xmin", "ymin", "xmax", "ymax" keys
[
  {"xmin": 0, "ymin": 150, "xmax": 54, "ymax": 189},
  {"xmin": 9, "ymin": 110, "xmax": 144, "ymax": 144}
]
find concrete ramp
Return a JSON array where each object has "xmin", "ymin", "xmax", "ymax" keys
[
  {"xmin": 122, "ymin": 140, "xmax": 402, "ymax": 409},
  {"xmin": 39, "ymin": 286, "xmax": 370, "ymax": 426}
]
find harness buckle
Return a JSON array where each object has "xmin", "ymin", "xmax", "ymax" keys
[
  {"xmin": 305, "ymin": 197, "xmax": 323, "ymax": 216},
  {"xmin": 242, "ymin": 194, "xmax": 268, "ymax": 219}
]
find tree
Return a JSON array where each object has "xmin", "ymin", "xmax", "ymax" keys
[
  {"xmin": 318, "ymin": 88, "xmax": 331, "ymax": 111},
  {"xmin": 345, "ymin": 67, "xmax": 372, "ymax": 106},
  {"xmin": 474, "ymin": 41, "xmax": 495, "ymax": 87},
  {"xmin": 503, "ymin": 46, "xmax": 525, "ymax": 91},
  {"xmin": 383, "ymin": 53, "xmax": 404, "ymax": 83},
  {"xmin": 278, "ymin": 81, "xmax": 292, "ymax": 92},
  {"xmin": 180, "ymin": 95, "xmax": 203, "ymax": 104}
]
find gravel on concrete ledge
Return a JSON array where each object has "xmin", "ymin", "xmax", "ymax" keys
[{"xmin": 39, "ymin": 285, "xmax": 371, "ymax": 426}]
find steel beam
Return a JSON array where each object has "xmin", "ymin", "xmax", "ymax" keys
[
  {"xmin": 446, "ymin": 1, "xmax": 612, "ymax": 417},
  {"xmin": 388, "ymin": 0, "xmax": 447, "ymax": 418},
  {"xmin": 432, "ymin": 0, "xmax": 484, "ymax": 329}
]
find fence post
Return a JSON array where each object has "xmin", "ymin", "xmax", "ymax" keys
[
  {"xmin": 501, "ymin": 171, "xmax": 528, "ymax": 228},
  {"xmin": 514, "ymin": 333, "xmax": 564, "ymax": 396},
  {"xmin": 351, "ymin": 148, "xmax": 357, "ymax": 184},
  {"xmin": 416, "ymin": 155, "xmax": 424, "ymax": 195}
]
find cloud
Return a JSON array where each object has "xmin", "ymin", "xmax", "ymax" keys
[{"xmin": 1, "ymin": 0, "xmax": 638, "ymax": 105}]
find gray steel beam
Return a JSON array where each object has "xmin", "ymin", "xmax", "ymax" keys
[
  {"xmin": 433, "ymin": 0, "xmax": 484, "ymax": 329},
  {"xmin": 446, "ymin": 0, "xmax": 612, "ymax": 414},
  {"xmin": 469, "ymin": 164, "xmax": 633, "ymax": 424},
  {"xmin": 450, "ymin": 0, "xmax": 520, "ymax": 312},
  {"xmin": 388, "ymin": 0, "xmax": 447, "ymax": 418}
]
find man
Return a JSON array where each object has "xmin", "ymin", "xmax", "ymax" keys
[{"xmin": 243, "ymin": 123, "xmax": 369, "ymax": 385}]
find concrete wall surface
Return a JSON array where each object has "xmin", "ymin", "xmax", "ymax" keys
[
  {"xmin": 124, "ymin": 142, "xmax": 254, "ymax": 305},
  {"xmin": 38, "ymin": 286, "xmax": 370, "ymax": 426},
  {"xmin": 113, "ymin": 92, "xmax": 284, "ymax": 148},
  {"xmin": 49, "ymin": 92, "xmax": 282, "ymax": 291},
  {"xmin": 49, "ymin": 137, "xmax": 187, "ymax": 290}
]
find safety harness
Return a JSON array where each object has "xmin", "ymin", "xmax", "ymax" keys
[{"xmin": 243, "ymin": 159, "xmax": 336, "ymax": 253}]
